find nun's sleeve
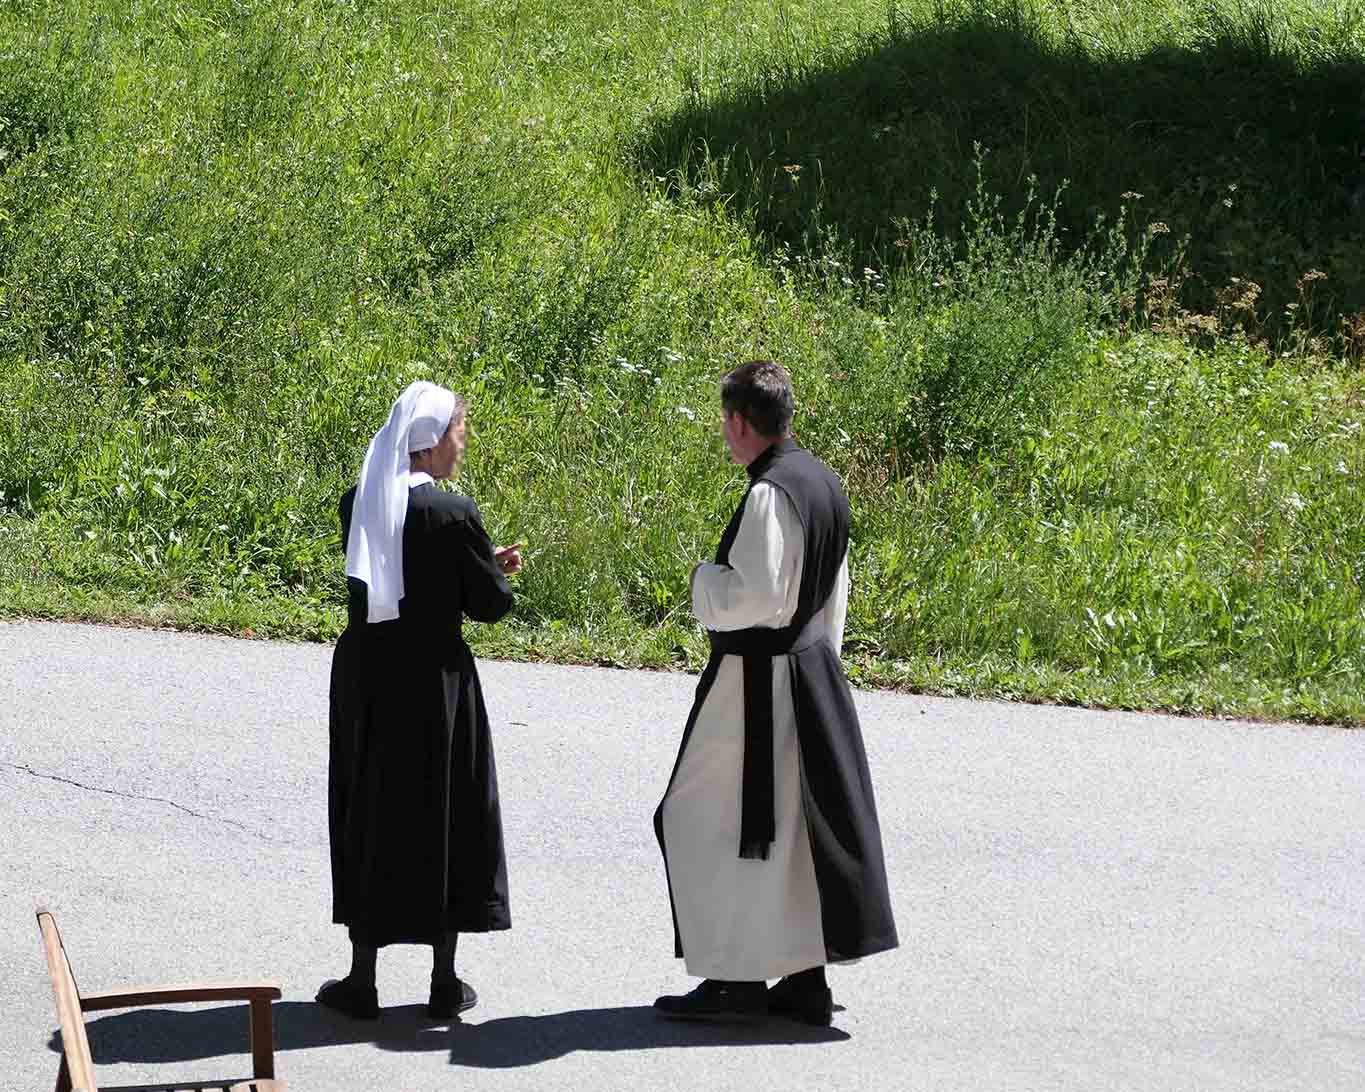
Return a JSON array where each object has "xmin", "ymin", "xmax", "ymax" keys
[{"xmin": 451, "ymin": 498, "xmax": 515, "ymax": 623}]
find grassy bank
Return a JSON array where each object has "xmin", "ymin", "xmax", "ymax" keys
[{"xmin": 2, "ymin": 0, "xmax": 1363, "ymax": 723}]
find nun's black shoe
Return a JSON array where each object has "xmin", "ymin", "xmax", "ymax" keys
[
  {"xmin": 427, "ymin": 978, "xmax": 478, "ymax": 1020},
  {"xmin": 653, "ymin": 979, "xmax": 768, "ymax": 1024},
  {"xmin": 316, "ymin": 977, "xmax": 379, "ymax": 1020},
  {"xmin": 766, "ymin": 975, "xmax": 834, "ymax": 1027}
]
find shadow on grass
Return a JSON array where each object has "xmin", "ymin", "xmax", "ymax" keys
[
  {"xmin": 636, "ymin": 3, "xmax": 1365, "ymax": 334},
  {"xmin": 59, "ymin": 1001, "xmax": 848, "ymax": 1069}
]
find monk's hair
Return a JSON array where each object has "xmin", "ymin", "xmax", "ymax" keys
[{"xmin": 720, "ymin": 360, "xmax": 795, "ymax": 438}]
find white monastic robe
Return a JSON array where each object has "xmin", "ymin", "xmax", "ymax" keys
[{"xmin": 660, "ymin": 481, "xmax": 850, "ymax": 980}]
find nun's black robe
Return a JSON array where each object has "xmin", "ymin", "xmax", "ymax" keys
[{"xmin": 329, "ymin": 483, "xmax": 514, "ymax": 946}]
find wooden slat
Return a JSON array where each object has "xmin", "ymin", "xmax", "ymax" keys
[
  {"xmin": 98, "ymin": 1085, "xmax": 224, "ymax": 1091},
  {"xmin": 98, "ymin": 1081, "xmax": 286, "ymax": 1092},
  {"xmin": 80, "ymin": 982, "xmax": 282, "ymax": 1012},
  {"xmin": 37, "ymin": 911, "xmax": 98, "ymax": 1092},
  {"xmin": 83, "ymin": 1077, "xmax": 287, "ymax": 1091}
]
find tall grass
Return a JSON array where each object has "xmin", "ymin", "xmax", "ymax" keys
[
  {"xmin": 1, "ymin": 0, "xmax": 1362, "ymax": 722},
  {"xmin": 641, "ymin": 0, "xmax": 1365, "ymax": 346}
]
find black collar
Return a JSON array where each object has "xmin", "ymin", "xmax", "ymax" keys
[{"xmin": 745, "ymin": 437, "xmax": 797, "ymax": 481}]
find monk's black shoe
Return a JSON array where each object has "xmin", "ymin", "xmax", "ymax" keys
[
  {"xmin": 766, "ymin": 974, "xmax": 834, "ymax": 1027},
  {"xmin": 316, "ymin": 977, "xmax": 379, "ymax": 1020},
  {"xmin": 654, "ymin": 979, "xmax": 768, "ymax": 1024},
  {"xmin": 427, "ymin": 977, "xmax": 478, "ymax": 1020}
]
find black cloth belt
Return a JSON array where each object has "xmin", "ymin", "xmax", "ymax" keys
[{"xmin": 708, "ymin": 613, "xmax": 827, "ymax": 861}]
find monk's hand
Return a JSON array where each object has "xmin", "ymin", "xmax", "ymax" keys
[{"xmin": 494, "ymin": 543, "xmax": 524, "ymax": 575}]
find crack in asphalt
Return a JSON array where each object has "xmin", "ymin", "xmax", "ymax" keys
[{"xmin": 1, "ymin": 761, "xmax": 277, "ymax": 843}]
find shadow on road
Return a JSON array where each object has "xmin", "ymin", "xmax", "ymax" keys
[
  {"xmin": 443, "ymin": 1005, "xmax": 849, "ymax": 1067},
  {"xmin": 58, "ymin": 1001, "xmax": 848, "ymax": 1068},
  {"xmin": 55, "ymin": 1002, "xmax": 452, "ymax": 1063}
]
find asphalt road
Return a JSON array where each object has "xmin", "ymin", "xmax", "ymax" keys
[{"xmin": 2, "ymin": 619, "xmax": 1362, "ymax": 1091}]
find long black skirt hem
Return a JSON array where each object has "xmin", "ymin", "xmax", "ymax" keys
[
  {"xmin": 343, "ymin": 916, "xmax": 511, "ymax": 949},
  {"xmin": 329, "ymin": 626, "xmax": 512, "ymax": 944}
]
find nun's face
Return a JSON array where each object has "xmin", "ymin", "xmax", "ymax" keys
[{"xmin": 429, "ymin": 416, "xmax": 467, "ymax": 480}]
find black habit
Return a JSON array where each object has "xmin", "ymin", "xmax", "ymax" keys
[{"xmin": 329, "ymin": 483, "xmax": 514, "ymax": 946}]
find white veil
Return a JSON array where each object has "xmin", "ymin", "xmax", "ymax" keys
[{"xmin": 345, "ymin": 380, "xmax": 458, "ymax": 623}]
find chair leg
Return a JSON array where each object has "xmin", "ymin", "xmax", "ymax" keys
[
  {"xmin": 54, "ymin": 1054, "xmax": 71, "ymax": 1092},
  {"xmin": 248, "ymin": 998, "xmax": 276, "ymax": 1079}
]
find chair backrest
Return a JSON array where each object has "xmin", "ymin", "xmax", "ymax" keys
[{"xmin": 37, "ymin": 910, "xmax": 99, "ymax": 1092}]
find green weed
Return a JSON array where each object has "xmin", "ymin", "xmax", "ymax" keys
[{"xmin": 0, "ymin": 0, "xmax": 1362, "ymax": 723}]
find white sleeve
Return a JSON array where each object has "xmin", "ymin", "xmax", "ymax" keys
[
  {"xmin": 691, "ymin": 483, "xmax": 803, "ymax": 632},
  {"xmin": 825, "ymin": 552, "xmax": 850, "ymax": 653}
]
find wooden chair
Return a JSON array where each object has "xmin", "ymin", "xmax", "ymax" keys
[{"xmin": 37, "ymin": 909, "xmax": 287, "ymax": 1092}]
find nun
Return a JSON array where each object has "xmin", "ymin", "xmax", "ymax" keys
[{"xmin": 319, "ymin": 380, "xmax": 522, "ymax": 1021}]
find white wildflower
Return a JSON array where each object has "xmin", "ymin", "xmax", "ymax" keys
[{"xmin": 1267, "ymin": 441, "xmax": 1289, "ymax": 453}]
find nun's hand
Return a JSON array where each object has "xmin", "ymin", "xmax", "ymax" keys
[{"xmin": 494, "ymin": 544, "xmax": 523, "ymax": 575}]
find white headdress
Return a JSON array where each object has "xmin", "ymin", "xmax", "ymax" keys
[{"xmin": 345, "ymin": 380, "xmax": 458, "ymax": 623}]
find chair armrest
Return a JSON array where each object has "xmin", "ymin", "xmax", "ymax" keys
[{"xmin": 80, "ymin": 981, "xmax": 282, "ymax": 1012}]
